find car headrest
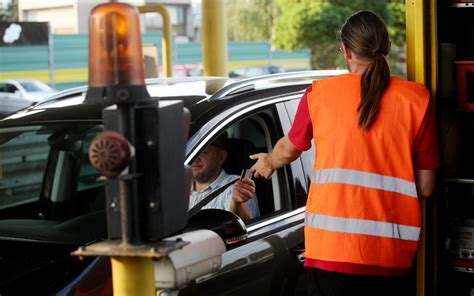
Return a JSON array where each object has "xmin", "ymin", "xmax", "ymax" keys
[{"xmin": 222, "ymin": 138, "xmax": 256, "ymax": 176}]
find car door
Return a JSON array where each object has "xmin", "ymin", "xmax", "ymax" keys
[{"xmin": 180, "ymin": 94, "xmax": 311, "ymax": 296}]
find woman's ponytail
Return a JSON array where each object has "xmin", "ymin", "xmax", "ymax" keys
[
  {"xmin": 358, "ymin": 52, "xmax": 391, "ymax": 130},
  {"xmin": 339, "ymin": 11, "xmax": 391, "ymax": 131}
]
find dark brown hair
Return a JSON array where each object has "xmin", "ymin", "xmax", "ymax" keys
[{"xmin": 339, "ymin": 10, "xmax": 391, "ymax": 131}]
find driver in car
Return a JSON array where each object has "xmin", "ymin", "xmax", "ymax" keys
[{"xmin": 189, "ymin": 134, "xmax": 259, "ymax": 221}]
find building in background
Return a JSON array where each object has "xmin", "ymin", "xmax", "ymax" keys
[
  {"xmin": 143, "ymin": 0, "xmax": 201, "ymax": 42},
  {"xmin": 18, "ymin": 0, "xmax": 109, "ymax": 33},
  {"xmin": 17, "ymin": 0, "xmax": 201, "ymax": 41}
]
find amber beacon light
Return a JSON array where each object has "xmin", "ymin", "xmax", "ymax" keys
[{"xmin": 88, "ymin": 2, "xmax": 145, "ymax": 87}]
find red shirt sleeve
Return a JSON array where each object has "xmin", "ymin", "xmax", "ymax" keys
[
  {"xmin": 413, "ymin": 99, "xmax": 440, "ymax": 170},
  {"xmin": 288, "ymin": 86, "xmax": 313, "ymax": 151}
]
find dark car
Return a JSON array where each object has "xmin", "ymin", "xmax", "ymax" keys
[{"xmin": 0, "ymin": 70, "xmax": 346, "ymax": 295}]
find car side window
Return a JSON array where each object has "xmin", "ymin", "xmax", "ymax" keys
[
  {"xmin": 218, "ymin": 108, "xmax": 291, "ymax": 221},
  {"xmin": 190, "ymin": 110, "xmax": 286, "ymax": 221},
  {"xmin": 285, "ymin": 98, "xmax": 314, "ymax": 185},
  {"xmin": 5, "ymin": 84, "xmax": 18, "ymax": 94}
]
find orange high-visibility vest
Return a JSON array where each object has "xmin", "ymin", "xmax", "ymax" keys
[{"xmin": 305, "ymin": 73, "xmax": 430, "ymax": 273}]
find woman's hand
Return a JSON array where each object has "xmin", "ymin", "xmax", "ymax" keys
[
  {"xmin": 250, "ymin": 153, "xmax": 275, "ymax": 179},
  {"xmin": 250, "ymin": 136, "xmax": 302, "ymax": 179}
]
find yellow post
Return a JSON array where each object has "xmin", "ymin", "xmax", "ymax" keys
[
  {"xmin": 111, "ymin": 257, "xmax": 155, "ymax": 296},
  {"xmin": 139, "ymin": 5, "xmax": 173, "ymax": 77},
  {"xmin": 406, "ymin": 1, "xmax": 437, "ymax": 296},
  {"xmin": 202, "ymin": 0, "xmax": 228, "ymax": 76},
  {"xmin": 406, "ymin": 0, "xmax": 426, "ymax": 84},
  {"xmin": 407, "ymin": 2, "xmax": 426, "ymax": 294},
  {"xmin": 429, "ymin": 0, "xmax": 438, "ymax": 97}
]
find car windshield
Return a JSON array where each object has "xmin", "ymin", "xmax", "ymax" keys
[
  {"xmin": 0, "ymin": 124, "xmax": 106, "ymax": 243},
  {"xmin": 19, "ymin": 81, "xmax": 54, "ymax": 92},
  {"xmin": 0, "ymin": 126, "xmax": 50, "ymax": 208}
]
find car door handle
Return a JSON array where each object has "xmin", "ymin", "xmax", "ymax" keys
[
  {"xmin": 290, "ymin": 246, "xmax": 305, "ymax": 263},
  {"xmin": 296, "ymin": 253, "xmax": 305, "ymax": 263}
]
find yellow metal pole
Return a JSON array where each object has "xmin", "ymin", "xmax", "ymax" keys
[
  {"xmin": 429, "ymin": 0, "xmax": 438, "ymax": 97},
  {"xmin": 429, "ymin": 2, "xmax": 439, "ymax": 295},
  {"xmin": 111, "ymin": 257, "xmax": 155, "ymax": 296},
  {"xmin": 139, "ymin": 5, "xmax": 173, "ymax": 77},
  {"xmin": 202, "ymin": 0, "xmax": 228, "ymax": 76},
  {"xmin": 407, "ymin": 1, "xmax": 424, "ymax": 295},
  {"xmin": 406, "ymin": 1, "xmax": 434, "ymax": 296},
  {"xmin": 406, "ymin": 0, "xmax": 426, "ymax": 84},
  {"xmin": 407, "ymin": 0, "xmax": 426, "ymax": 291}
]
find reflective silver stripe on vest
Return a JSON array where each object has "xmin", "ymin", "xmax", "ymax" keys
[
  {"xmin": 312, "ymin": 168, "xmax": 418, "ymax": 198},
  {"xmin": 305, "ymin": 213, "xmax": 420, "ymax": 241}
]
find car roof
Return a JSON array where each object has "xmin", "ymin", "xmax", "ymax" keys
[{"xmin": 0, "ymin": 70, "xmax": 347, "ymax": 129}]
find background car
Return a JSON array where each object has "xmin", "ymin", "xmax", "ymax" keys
[
  {"xmin": 0, "ymin": 71, "xmax": 369, "ymax": 295},
  {"xmin": 0, "ymin": 79, "xmax": 58, "ymax": 117},
  {"xmin": 229, "ymin": 65, "xmax": 286, "ymax": 78},
  {"xmin": 171, "ymin": 64, "xmax": 204, "ymax": 77}
]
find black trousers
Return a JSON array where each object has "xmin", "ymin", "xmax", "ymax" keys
[{"xmin": 310, "ymin": 268, "xmax": 412, "ymax": 296}]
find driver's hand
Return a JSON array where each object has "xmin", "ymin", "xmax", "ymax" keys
[{"xmin": 232, "ymin": 178, "xmax": 255, "ymax": 203}]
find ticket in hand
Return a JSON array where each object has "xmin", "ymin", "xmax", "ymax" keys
[{"xmin": 240, "ymin": 169, "xmax": 253, "ymax": 180}]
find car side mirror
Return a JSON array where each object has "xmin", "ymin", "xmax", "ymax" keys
[
  {"xmin": 14, "ymin": 90, "xmax": 22, "ymax": 97},
  {"xmin": 185, "ymin": 209, "xmax": 247, "ymax": 247}
]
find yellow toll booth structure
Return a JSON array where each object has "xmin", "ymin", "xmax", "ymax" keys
[{"xmin": 406, "ymin": 0, "xmax": 474, "ymax": 295}]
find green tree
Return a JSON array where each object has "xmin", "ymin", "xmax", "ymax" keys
[
  {"xmin": 0, "ymin": 1, "xmax": 18, "ymax": 22},
  {"xmin": 386, "ymin": 0, "xmax": 407, "ymax": 77},
  {"xmin": 274, "ymin": 0, "xmax": 404, "ymax": 71},
  {"xmin": 387, "ymin": 0, "xmax": 406, "ymax": 47},
  {"xmin": 227, "ymin": 0, "xmax": 280, "ymax": 41}
]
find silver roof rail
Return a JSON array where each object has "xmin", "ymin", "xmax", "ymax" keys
[{"xmin": 210, "ymin": 70, "xmax": 348, "ymax": 100}]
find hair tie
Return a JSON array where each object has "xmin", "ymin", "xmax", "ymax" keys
[{"xmin": 372, "ymin": 49, "xmax": 385, "ymax": 57}]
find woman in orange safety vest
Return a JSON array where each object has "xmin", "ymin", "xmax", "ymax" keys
[{"xmin": 250, "ymin": 10, "xmax": 439, "ymax": 296}]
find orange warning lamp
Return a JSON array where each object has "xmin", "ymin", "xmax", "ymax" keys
[{"xmin": 88, "ymin": 2, "xmax": 145, "ymax": 87}]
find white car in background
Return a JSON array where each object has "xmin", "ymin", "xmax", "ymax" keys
[{"xmin": 0, "ymin": 79, "xmax": 58, "ymax": 117}]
